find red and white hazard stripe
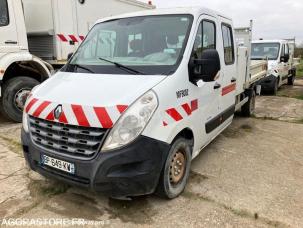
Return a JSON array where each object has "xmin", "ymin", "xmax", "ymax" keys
[
  {"xmin": 25, "ymin": 98, "xmax": 128, "ymax": 129},
  {"xmin": 57, "ymin": 34, "xmax": 85, "ymax": 43},
  {"xmin": 163, "ymin": 99, "xmax": 198, "ymax": 126}
]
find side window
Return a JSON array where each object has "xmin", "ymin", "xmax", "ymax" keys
[
  {"xmin": 222, "ymin": 24, "xmax": 234, "ymax": 64},
  {"xmin": 281, "ymin": 44, "xmax": 285, "ymax": 57},
  {"xmin": 192, "ymin": 20, "xmax": 216, "ymax": 59},
  {"xmin": 0, "ymin": 0, "xmax": 9, "ymax": 27},
  {"xmin": 285, "ymin": 44, "xmax": 289, "ymax": 55}
]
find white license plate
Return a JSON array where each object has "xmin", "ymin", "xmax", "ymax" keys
[{"xmin": 41, "ymin": 155, "xmax": 75, "ymax": 174}]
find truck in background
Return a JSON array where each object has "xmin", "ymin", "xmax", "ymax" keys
[
  {"xmin": 22, "ymin": 7, "xmax": 267, "ymax": 199},
  {"xmin": 251, "ymin": 39, "xmax": 299, "ymax": 95},
  {"xmin": 0, "ymin": 0, "xmax": 154, "ymax": 122}
]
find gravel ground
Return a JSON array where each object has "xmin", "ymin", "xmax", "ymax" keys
[{"xmin": 0, "ymin": 81, "xmax": 303, "ymax": 227}]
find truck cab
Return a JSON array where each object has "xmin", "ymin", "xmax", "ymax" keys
[
  {"xmin": 0, "ymin": 0, "xmax": 52, "ymax": 122},
  {"xmin": 21, "ymin": 7, "xmax": 266, "ymax": 199},
  {"xmin": 252, "ymin": 39, "xmax": 297, "ymax": 94}
]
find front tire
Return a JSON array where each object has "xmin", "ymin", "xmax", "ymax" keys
[
  {"xmin": 0, "ymin": 77, "xmax": 40, "ymax": 122},
  {"xmin": 270, "ymin": 77, "xmax": 279, "ymax": 95},
  {"xmin": 156, "ymin": 137, "xmax": 192, "ymax": 199}
]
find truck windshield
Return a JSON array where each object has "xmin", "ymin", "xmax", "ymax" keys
[
  {"xmin": 0, "ymin": 0, "xmax": 9, "ymax": 26},
  {"xmin": 65, "ymin": 15, "xmax": 193, "ymax": 75},
  {"xmin": 251, "ymin": 43, "xmax": 280, "ymax": 60}
]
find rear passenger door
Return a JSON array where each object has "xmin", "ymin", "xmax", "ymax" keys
[{"xmin": 219, "ymin": 21, "xmax": 237, "ymax": 124}]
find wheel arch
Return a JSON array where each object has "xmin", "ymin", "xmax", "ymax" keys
[
  {"xmin": 0, "ymin": 53, "xmax": 53, "ymax": 86},
  {"xmin": 171, "ymin": 127, "xmax": 194, "ymax": 150}
]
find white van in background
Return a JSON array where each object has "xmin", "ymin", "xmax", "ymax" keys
[{"xmin": 251, "ymin": 39, "xmax": 298, "ymax": 95}]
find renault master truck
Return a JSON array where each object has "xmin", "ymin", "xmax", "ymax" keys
[{"xmin": 22, "ymin": 7, "xmax": 267, "ymax": 199}]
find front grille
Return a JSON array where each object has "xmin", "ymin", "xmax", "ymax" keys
[{"xmin": 29, "ymin": 116, "xmax": 107, "ymax": 159}]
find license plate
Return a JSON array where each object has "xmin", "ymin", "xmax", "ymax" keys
[{"xmin": 41, "ymin": 154, "xmax": 75, "ymax": 174}]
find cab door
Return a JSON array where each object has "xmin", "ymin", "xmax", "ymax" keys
[
  {"xmin": 0, "ymin": 0, "xmax": 19, "ymax": 53},
  {"xmin": 218, "ymin": 20, "xmax": 237, "ymax": 127},
  {"xmin": 189, "ymin": 15, "xmax": 223, "ymax": 144}
]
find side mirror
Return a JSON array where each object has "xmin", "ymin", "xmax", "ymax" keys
[
  {"xmin": 281, "ymin": 54, "xmax": 289, "ymax": 63},
  {"xmin": 67, "ymin": 53, "xmax": 74, "ymax": 60},
  {"xmin": 189, "ymin": 49, "xmax": 221, "ymax": 82}
]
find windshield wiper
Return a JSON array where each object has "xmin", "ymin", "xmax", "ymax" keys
[
  {"xmin": 72, "ymin": 64, "xmax": 95, "ymax": 74},
  {"xmin": 99, "ymin": 57, "xmax": 146, "ymax": 75}
]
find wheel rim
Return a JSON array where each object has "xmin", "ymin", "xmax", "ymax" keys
[
  {"xmin": 14, "ymin": 88, "xmax": 31, "ymax": 111},
  {"xmin": 169, "ymin": 150, "xmax": 186, "ymax": 185}
]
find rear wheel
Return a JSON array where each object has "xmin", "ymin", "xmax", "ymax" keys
[
  {"xmin": 0, "ymin": 77, "xmax": 40, "ymax": 122},
  {"xmin": 270, "ymin": 78, "xmax": 279, "ymax": 95},
  {"xmin": 241, "ymin": 89, "xmax": 256, "ymax": 117},
  {"xmin": 156, "ymin": 137, "xmax": 192, "ymax": 199}
]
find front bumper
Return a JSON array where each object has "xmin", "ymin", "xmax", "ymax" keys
[
  {"xmin": 21, "ymin": 129, "xmax": 170, "ymax": 198},
  {"xmin": 257, "ymin": 74, "xmax": 277, "ymax": 91}
]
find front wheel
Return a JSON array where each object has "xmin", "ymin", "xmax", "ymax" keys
[
  {"xmin": 156, "ymin": 137, "xmax": 192, "ymax": 199},
  {"xmin": 0, "ymin": 77, "xmax": 40, "ymax": 122}
]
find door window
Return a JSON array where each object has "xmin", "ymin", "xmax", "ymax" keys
[
  {"xmin": 0, "ymin": 0, "xmax": 9, "ymax": 26},
  {"xmin": 192, "ymin": 20, "xmax": 216, "ymax": 59},
  {"xmin": 222, "ymin": 24, "xmax": 234, "ymax": 65}
]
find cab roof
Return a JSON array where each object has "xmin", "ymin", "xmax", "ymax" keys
[
  {"xmin": 252, "ymin": 39, "xmax": 289, "ymax": 44},
  {"xmin": 96, "ymin": 7, "xmax": 231, "ymax": 24}
]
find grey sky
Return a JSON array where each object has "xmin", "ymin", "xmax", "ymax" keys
[{"xmin": 141, "ymin": 0, "xmax": 303, "ymax": 45}]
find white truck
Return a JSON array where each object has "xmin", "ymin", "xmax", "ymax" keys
[
  {"xmin": 22, "ymin": 7, "xmax": 267, "ymax": 199},
  {"xmin": 0, "ymin": 0, "xmax": 154, "ymax": 122},
  {"xmin": 251, "ymin": 39, "xmax": 298, "ymax": 95}
]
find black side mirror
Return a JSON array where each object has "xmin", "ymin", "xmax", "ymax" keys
[
  {"xmin": 281, "ymin": 54, "xmax": 289, "ymax": 63},
  {"xmin": 189, "ymin": 49, "xmax": 221, "ymax": 83},
  {"xmin": 67, "ymin": 53, "xmax": 74, "ymax": 60}
]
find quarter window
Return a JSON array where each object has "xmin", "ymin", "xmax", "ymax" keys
[
  {"xmin": 222, "ymin": 24, "xmax": 234, "ymax": 64},
  {"xmin": 0, "ymin": 0, "xmax": 9, "ymax": 27},
  {"xmin": 192, "ymin": 20, "xmax": 216, "ymax": 59}
]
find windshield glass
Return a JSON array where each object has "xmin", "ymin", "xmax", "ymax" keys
[
  {"xmin": 251, "ymin": 43, "xmax": 280, "ymax": 60},
  {"xmin": 64, "ymin": 15, "xmax": 193, "ymax": 75}
]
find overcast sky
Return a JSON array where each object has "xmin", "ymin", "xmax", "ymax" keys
[{"xmin": 141, "ymin": 0, "xmax": 303, "ymax": 45}]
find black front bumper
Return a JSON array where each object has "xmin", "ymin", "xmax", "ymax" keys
[
  {"xmin": 21, "ymin": 129, "xmax": 170, "ymax": 198},
  {"xmin": 257, "ymin": 74, "xmax": 277, "ymax": 91}
]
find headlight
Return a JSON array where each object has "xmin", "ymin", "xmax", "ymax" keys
[
  {"xmin": 22, "ymin": 112, "xmax": 29, "ymax": 133},
  {"xmin": 102, "ymin": 90, "xmax": 158, "ymax": 152}
]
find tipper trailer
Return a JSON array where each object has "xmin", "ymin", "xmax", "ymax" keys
[
  {"xmin": 22, "ymin": 7, "xmax": 267, "ymax": 199},
  {"xmin": 0, "ymin": 0, "xmax": 154, "ymax": 122}
]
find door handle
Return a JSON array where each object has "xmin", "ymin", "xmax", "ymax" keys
[
  {"xmin": 214, "ymin": 83, "xmax": 221, "ymax": 90},
  {"xmin": 231, "ymin": 77, "xmax": 237, "ymax": 83},
  {"xmin": 5, "ymin": 40, "xmax": 17, "ymax": 44}
]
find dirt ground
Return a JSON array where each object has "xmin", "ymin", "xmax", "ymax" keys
[{"xmin": 0, "ymin": 80, "xmax": 303, "ymax": 227}]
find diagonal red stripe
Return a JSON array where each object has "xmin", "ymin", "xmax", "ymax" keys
[
  {"xmin": 191, "ymin": 99, "xmax": 198, "ymax": 111},
  {"xmin": 46, "ymin": 110, "xmax": 54, "ymax": 121},
  {"xmin": 71, "ymin": 105, "xmax": 90, "ymax": 127},
  {"xmin": 69, "ymin": 35, "xmax": 78, "ymax": 42},
  {"xmin": 166, "ymin": 108, "xmax": 183, "ymax": 121},
  {"xmin": 117, "ymin": 105, "xmax": 128, "ymax": 114},
  {"xmin": 25, "ymin": 98, "xmax": 38, "ymax": 113},
  {"xmin": 57, "ymin": 34, "xmax": 68, "ymax": 42},
  {"xmin": 94, "ymin": 107, "xmax": 113, "ymax": 129},
  {"xmin": 32, "ymin": 101, "xmax": 51, "ymax": 117},
  {"xmin": 182, "ymin": 103, "xmax": 192, "ymax": 116},
  {"xmin": 79, "ymin": 35, "xmax": 85, "ymax": 41},
  {"xmin": 59, "ymin": 111, "xmax": 68, "ymax": 124}
]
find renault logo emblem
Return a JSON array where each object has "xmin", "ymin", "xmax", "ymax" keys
[{"xmin": 54, "ymin": 105, "xmax": 63, "ymax": 120}]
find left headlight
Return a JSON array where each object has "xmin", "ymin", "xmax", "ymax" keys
[{"xmin": 101, "ymin": 90, "xmax": 158, "ymax": 152}]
